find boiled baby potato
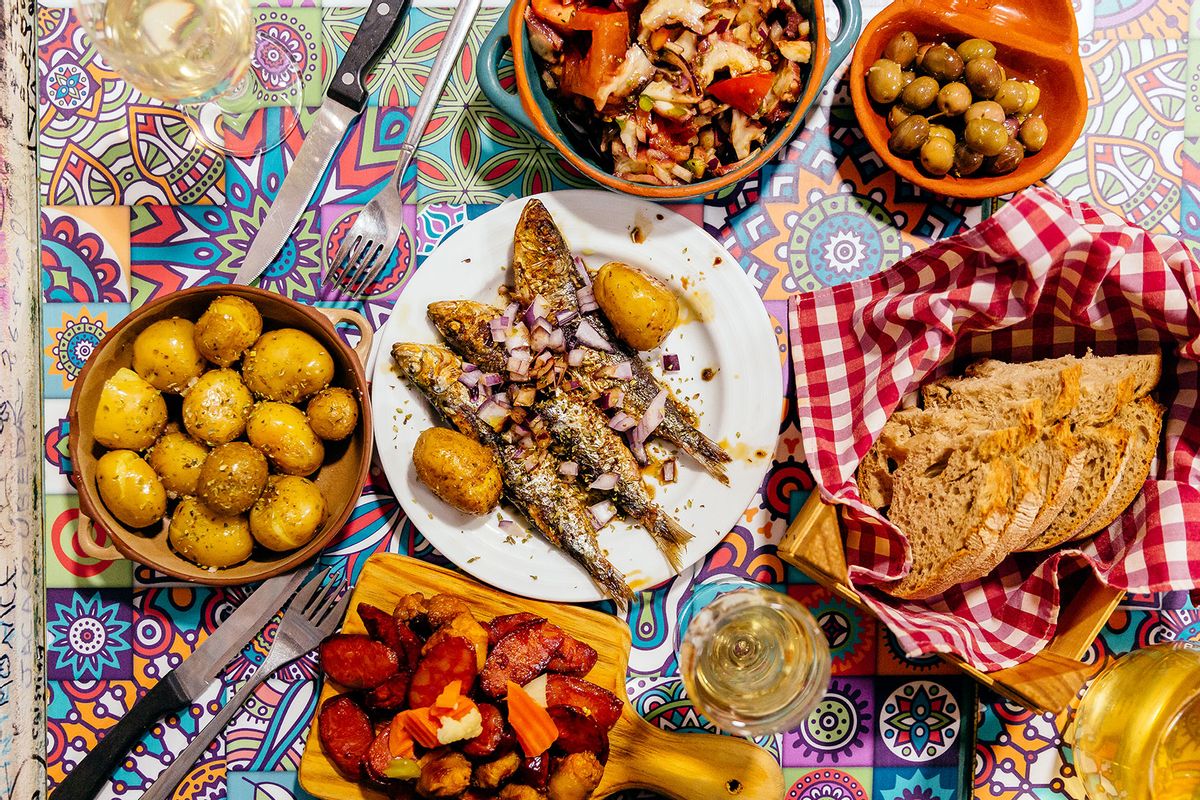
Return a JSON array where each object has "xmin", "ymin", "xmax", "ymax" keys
[
  {"xmin": 246, "ymin": 402, "xmax": 324, "ymax": 476},
  {"xmin": 412, "ymin": 427, "xmax": 501, "ymax": 515},
  {"xmin": 306, "ymin": 387, "xmax": 359, "ymax": 441},
  {"xmin": 96, "ymin": 450, "xmax": 167, "ymax": 528},
  {"xmin": 249, "ymin": 475, "xmax": 328, "ymax": 552},
  {"xmin": 131, "ymin": 317, "xmax": 206, "ymax": 393},
  {"xmin": 94, "ymin": 367, "xmax": 168, "ymax": 451},
  {"xmin": 194, "ymin": 295, "xmax": 263, "ymax": 367},
  {"xmin": 168, "ymin": 497, "xmax": 253, "ymax": 569},
  {"xmin": 147, "ymin": 430, "xmax": 209, "ymax": 498},
  {"xmin": 182, "ymin": 368, "xmax": 254, "ymax": 446},
  {"xmin": 196, "ymin": 442, "xmax": 269, "ymax": 515},
  {"xmin": 592, "ymin": 262, "xmax": 680, "ymax": 351},
  {"xmin": 241, "ymin": 329, "xmax": 334, "ymax": 403}
]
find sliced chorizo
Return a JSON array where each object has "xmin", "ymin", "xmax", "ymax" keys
[
  {"xmin": 364, "ymin": 671, "xmax": 413, "ymax": 713},
  {"xmin": 318, "ymin": 694, "xmax": 373, "ymax": 780},
  {"xmin": 485, "ymin": 612, "xmax": 542, "ymax": 647},
  {"xmin": 547, "ymin": 705, "xmax": 609, "ymax": 764},
  {"xmin": 544, "ymin": 675, "xmax": 622, "ymax": 730},
  {"xmin": 463, "ymin": 702, "xmax": 509, "ymax": 758},
  {"xmin": 480, "ymin": 620, "xmax": 564, "ymax": 698},
  {"xmin": 408, "ymin": 634, "xmax": 478, "ymax": 709},
  {"xmin": 515, "ymin": 753, "xmax": 549, "ymax": 789},
  {"xmin": 320, "ymin": 634, "xmax": 399, "ymax": 690},
  {"xmin": 359, "ymin": 603, "xmax": 402, "ymax": 649},
  {"xmin": 545, "ymin": 635, "xmax": 597, "ymax": 677}
]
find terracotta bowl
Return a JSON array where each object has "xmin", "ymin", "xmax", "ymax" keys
[
  {"xmin": 849, "ymin": 0, "xmax": 1086, "ymax": 199},
  {"xmin": 67, "ymin": 285, "xmax": 374, "ymax": 585},
  {"xmin": 476, "ymin": 0, "xmax": 861, "ymax": 200}
]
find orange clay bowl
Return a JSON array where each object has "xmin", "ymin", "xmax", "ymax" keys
[
  {"xmin": 849, "ymin": 0, "xmax": 1086, "ymax": 199},
  {"xmin": 67, "ymin": 285, "xmax": 374, "ymax": 585}
]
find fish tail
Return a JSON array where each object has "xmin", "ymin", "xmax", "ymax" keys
[
  {"xmin": 664, "ymin": 422, "xmax": 732, "ymax": 485},
  {"xmin": 648, "ymin": 512, "xmax": 694, "ymax": 572},
  {"xmin": 568, "ymin": 545, "xmax": 634, "ymax": 608}
]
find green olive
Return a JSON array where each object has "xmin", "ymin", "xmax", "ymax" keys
[
  {"xmin": 1019, "ymin": 116, "xmax": 1048, "ymax": 152},
  {"xmin": 915, "ymin": 43, "xmax": 931, "ymax": 67},
  {"xmin": 900, "ymin": 70, "xmax": 916, "ymax": 90},
  {"xmin": 953, "ymin": 142, "xmax": 985, "ymax": 176},
  {"xmin": 888, "ymin": 114, "xmax": 930, "ymax": 156},
  {"xmin": 987, "ymin": 139, "xmax": 1025, "ymax": 174},
  {"xmin": 928, "ymin": 124, "xmax": 956, "ymax": 144},
  {"xmin": 936, "ymin": 82, "xmax": 972, "ymax": 116},
  {"xmin": 964, "ymin": 57, "xmax": 1003, "ymax": 98},
  {"xmin": 920, "ymin": 137, "xmax": 955, "ymax": 176},
  {"xmin": 1020, "ymin": 82, "xmax": 1041, "ymax": 114},
  {"xmin": 900, "ymin": 76, "xmax": 939, "ymax": 111},
  {"xmin": 1003, "ymin": 116, "xmax": 1020, "ymax": 138},
  {"xmin": 956, "ymin": 38, "xmax": 997, "ymax": 62},
  {"xmin": 964, "ymin": 118, "xmax": 1010, "ymax": 156},
  {"xmin": 994, "ymin": 80, "xmax": 1027, "ymax": 115},
  {"xmin": 887, "ymin": 104, "xmax": 912, "ymax": 130},
  {"xmin": 920, "ymin": 43, "xmax": 964, "ymax": 81},
  {"xmin": 883, "ymin": 31, "xmax": 919, "ymax": 68},
  {"xmin": 867, "ymin": 58, "xmax": 904, "ymax": 104},
  {"xmin": 965, "ymin": 100, "xmax": 1005, "ymax": 123}
]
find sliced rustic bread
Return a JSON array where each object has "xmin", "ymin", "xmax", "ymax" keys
[
  {"xmin": 967, "ymin": 352, "xmax": 1161, "ymax": 425},
  {"xmin": 1016, "ymin": 420, "xmax": 1087, "ymax": 548},
  {"xmin": 921, "ymin": 361, "xmax": 1081, "ymax": 423},
  {"xmin": 1071, "ymin": 396, "xmax": 1164, "ymax": 540}
]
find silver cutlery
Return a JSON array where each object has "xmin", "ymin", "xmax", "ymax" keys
[
  {"xmin": 326, "ymin": 0, "xmax": 485, "ymax": 296},
  {"xmin": 234, "ymin": 0, "xmax": 412, "ymax": 286},
  {"xmin": 51, "ymin": 569, "xmax": 307, "ymax": 800},
  {"xmin": 137, "ymin": 569, "xmax": 349, "ymax": 800}
]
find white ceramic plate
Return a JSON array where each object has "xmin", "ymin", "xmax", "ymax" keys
[{"xmin": 371, "ymin": 190, "xmax": 781, "ymax": 602}]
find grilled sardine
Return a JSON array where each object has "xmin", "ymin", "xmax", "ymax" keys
[{"xmin": 391, "ymin": 343, "xmax": 633, "ymax": 605}]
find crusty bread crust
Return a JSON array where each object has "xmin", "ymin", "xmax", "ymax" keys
[{"xmin": 1072, "ymin": 396, "xmax": 1164, "ymax": 540}]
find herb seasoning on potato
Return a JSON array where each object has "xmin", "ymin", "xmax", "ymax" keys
[
  {"xmin": 242, "ymin": 328, "xmax": 335, "ymax": 403},
  {"xmin": 94, "ymin": 367, "xmax": 168, "ymax": 451},
  {"xmin": 412, "ymin": 427, "xmax": 502, "ymax": 516},
  {"xmin": 591, "ymin": 262, "xmax": 680, "ymax": 351}
]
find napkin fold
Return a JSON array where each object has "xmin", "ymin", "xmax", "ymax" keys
[{"xmin": 788, "ymin": 186, "xmax": 1200, "ymax": 671}]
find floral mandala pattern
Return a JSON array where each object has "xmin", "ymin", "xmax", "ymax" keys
[
  {"xmin": 880, "ymin": 681, "xmax": 961, "ymax": 762},
  {"xmin": 787, "ymin": 769, "xmax": 868, "ymax": 800},
  {"xmin": 252, "ymin": 25, "xmax": 303, "ymax": 93},
  {"xmin": 47, "ymin": 591, "xmax": 132, "ymax": 680},
  {"xmin": 46, "ymin": 311, "xmax": 104, "ymax": 381},
  {"xmin": 41, "ymin": 212, "xmax": 125, "ymax": 302},
  {"xmin": 784, "ymin": 191, "xmax": 902, "ymax": 286},
  {"xmin": 790, "ymin": 679, "xmax": 873, "ymax": 764},
  {"xmin": 46, "ymin": 61, "xmax": 91, "ymax": 110}
]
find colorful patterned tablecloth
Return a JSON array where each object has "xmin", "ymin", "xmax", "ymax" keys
[{"xmin": 37, "ymin": 0, "xmax": 1200, "ymax": 798}]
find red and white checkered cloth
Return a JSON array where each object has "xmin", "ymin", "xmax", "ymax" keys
[{"xmin": 788, "ymin": 186, "xmax": 1200, "ymax": 671}]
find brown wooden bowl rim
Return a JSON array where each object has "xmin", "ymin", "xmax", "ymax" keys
[{"xmin": 66, "ymin": 284, "xmax": 374, "ymax": 586}]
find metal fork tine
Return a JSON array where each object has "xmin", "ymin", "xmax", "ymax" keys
[
  {"xmin": 347, "ymin": 247, "xmax": 381, "ymax": 296},
  {"xmin": 329, "ymin": 237, "xmax": 361, "ymax": 287},
  {"xmin": 314, "ymin": 586, "xmax": 351, "ymax": 633},
  {"xmin": 337, "ymin": 240, "xmax": 373, "ymax": 294},
  {"xmin": 353, "ymin": 247, "xmax": 390, "ymax": 297},
  {"xmin": 290, "ymin": 566, "xmax": 331, "ymax": 615}
]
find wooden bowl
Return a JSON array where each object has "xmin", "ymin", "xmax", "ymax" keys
[
  {"xmin": 476, "ymin": 0, "xmax": 861, "ymax": 200},
  {"xmin": 67, "ymin": 285, "xmax": 374, "ymax": 585},
  {"xmin": 849, "ymin": 0, "xmax": 1085, "ymax": 199}
]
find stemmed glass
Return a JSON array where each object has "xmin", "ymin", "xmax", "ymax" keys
[
  {"xmin": 76, "ymin": 0, "xmax": 302, "ymax": 157},
  {"xmin": 677, "ymin": 578, "xmax": 831, "ymax": 736}
]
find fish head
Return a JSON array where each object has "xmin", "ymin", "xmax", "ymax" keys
[
  {"xmin": 427, "ymin": 300, "xmax": 499, "ymax": 340},
  {"xmin": 390, "ymin": 343, "xmax": 462, "ymax": 395}
]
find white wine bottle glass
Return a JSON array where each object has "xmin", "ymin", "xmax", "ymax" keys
[
  {"xmin": 678, "ymin": 578, "xmax": 831, "ymax": 737},
  {"xmin": 1070, "ymin": 641, "xmax": 1200, "ymax": 800},
  {"xmin": 76, "ymin": 0, "xmax": 302, "ymax": 157}
]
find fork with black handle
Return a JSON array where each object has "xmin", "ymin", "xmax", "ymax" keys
[{"xmin": 137, "ymin": 569, "xmax": 349, "ymax": 800}]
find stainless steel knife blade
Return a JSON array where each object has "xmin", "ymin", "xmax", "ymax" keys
[
  {"xmin": 233, "ymin": 99, "xmax": 358, "ymax": 286},
  {"xmin": 170, "ymin": 568, "xmax": 306, "ymax": 698}
]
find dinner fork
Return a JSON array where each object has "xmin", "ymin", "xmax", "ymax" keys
[
  {"xmin": 328, "ymin": 0, "xmax": 484, "ymax": 296},
  {"xmin": 138, "ymin": 568, "xmax": 349, "ymax": 800}
]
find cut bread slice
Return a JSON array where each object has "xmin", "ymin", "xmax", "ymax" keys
[
  {"xmin": 922, "ymin": 361, "xmax": 1081, "ymax": 423},
  {"xmin": 1071, "ymin": 396, "xmax": 1164, "ymax": 540},
  {"xmin": 1016, "ymin": 420, "xmax": 1087, "ymax": 548},
  {"xmin": 1020, "ymin": 423, "xmax": 1131, "ymax": 551},
  {"xmin": 967, "ymin": 352, "xmax": 1161, "ymax": 425}
]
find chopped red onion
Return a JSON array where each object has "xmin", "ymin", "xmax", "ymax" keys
[
  {"xmin": 554, "ymin": 309, "xmax": 579, "ymax": 326},
  {"xmin": 628, "ymin": 436, "xmax": 647, "ymax": 465},
  {"xmin": 662, "ymin": 353, "xmax": 680, "ymax": 372},
  {"xmin": 576, "ymin": 286, "xmax": 599, "ymax": 313},
  {"xmin": 462, "ymin": 362, "xmax": 479, "ymax": 373},
  {"xmin": 563, "ymin": 378, "xmax": 582, "ymax": 391},
  {"xmin": 574, "ymin": 256, "xmax": 593, "ymax": 286},
  {"xmin": 523, "ymin": 295, "xmax": 548, "ymax": 328},
  {"xmin": 498, "ymin": 518, "xmax": 516, "ymax": 534},
  {"xmin": 597, "ymin": 387, "xmax": 625, "ymax": 410},
  {"xmin": 547, "ymin": 328, "xmax": 566, "ymax": 352},
  {"xmin": 482, "ymin": 372, "xmax": 504, "ymax": 387},
  {"xmin": 522, "ymin": 452, "xmax": 541, "ymax": 471},
  {"xmin": 489, "ymin": 317, "xmax": 510, "ymax": 343},
  {"xmin": 531, "ymin": 316, "xmax": 553, "ymax": 335},
  {"xmin": 559, "ymin": 460, "xmax": 579, "ymax": 477},
  {"xmin": 662, "ymin": 458, "xmax": 678, "ymax": 483},
  {"xmin": 567, "ymin": 348, "xmax": 585, "ymax": 367},
  {"xmin": 588, "ymin": 472, "xmax": 618, "ymax": 491},
  {"xmin": 534, "ymin": 350, "xmax": 554, "ymax": 367},
  {"xmin": 530, "ymin": 327, "xmax": 551, "ymax": 353},
  {"xmin": 630, "ymin": 388, "xmax": 668, "ymax": 446},
  {"xmin": 573, "ymin": 319, "xmax": 611, "ymax": 352},
  {"xmin": 506, "ymin": 326, "xmax": 530, "ymax": 353},
  {"xmin": 504, "ymin": 301, "xmax": 520, "ymax": 322},
  {"xmin": 608, "ymin": 411, "xmax": 637, "ymax": 432},
  {"xmin": 513, "ymin": 386, "xmax": 537, "ymax": 406},
  {"xmin": 528, "ymin": 415, "xmax": 546, "ymax": 435},
  {"xmin": 478, "ymin": 398, "xmax": 509, "ymax": 430},
  {"xmin": 458, "ymin": 370, "xmax": 481, "ymax": 389},
  {"xmin": 588, "ymin": 500, "xmax": 617, "ymax": 528},
  {"xmin": 510, "ymin": 423, "xmax": 530, "ymax": 438},
  {"xmin": 507, "ymin": 352, "xmax": 531, "ymax": 379},
  {"xmin": 600, "ymin": 360, "xmax": 633, "ymax": 380}
]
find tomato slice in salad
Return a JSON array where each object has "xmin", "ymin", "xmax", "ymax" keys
[
  {"xmin": 559, "ymin": 8, "xmax": 630, "ymax": 103},
  {"xmin": 531, "ymin": 0, "xmax": 575, "ymax": 27},
  {"xmin": 708, "ymin": 72, "xmax": 775, "ymax": 115}
]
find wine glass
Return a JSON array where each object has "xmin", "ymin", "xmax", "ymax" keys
[
  {"xmin": 1070, "ymin": 641, "xmax": 1200, "ymax": 800},
  {"xmin": 76, "ymin": 0, "xmax": 302, "ymax": 157},
  {"xmin": 677, "ymin": 578, "xmax": 831, "ymax": 737}
]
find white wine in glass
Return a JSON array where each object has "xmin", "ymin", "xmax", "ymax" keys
[
  {"xmin": 678, "ymin": 584, "xmax": 831, "ymax": 736},
  {"xmin": 77, "ymin": 0, "xmax": 301, "ymax": 156}
]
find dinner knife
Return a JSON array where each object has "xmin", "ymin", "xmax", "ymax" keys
[
  {"xmin": 51, "ymin": 569, "xmax": 307, "ymax": 800},
  {"xmin": 233, "ymin": 0, "xmax": 411, "ymax": 286}
]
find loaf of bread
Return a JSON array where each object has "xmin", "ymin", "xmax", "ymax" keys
[{"xmin": 857, "ymin": 352, "xmax": 1163, "ymax": 599}]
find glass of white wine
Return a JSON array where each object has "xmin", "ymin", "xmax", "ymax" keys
[
  {"xmin": 1070, "ymin": 641, "xmax": 1200, "ymax": 800},
  {"xmin": 678, "ymin": 579, "xmax": 831, "ymax": 737},
  {"xmin": 76, "ymin": 0, "xmax": 302, "ymax": 157}
]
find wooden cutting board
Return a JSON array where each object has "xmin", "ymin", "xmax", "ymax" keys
[{"xmin": 299, "ymin": 554, "xmax": 784, "ymax": 800}]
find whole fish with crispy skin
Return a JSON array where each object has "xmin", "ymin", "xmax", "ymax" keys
[
  {"xmin": 509, "ymin": 200, "xmax": 731, "ymax": 482},
  {"xmin": 427, "ymin": 301, "xmax": 694, "ymax": 568},
  {"xmin": 391, "ymin": 342, "xmax": 633, "ymax": 605}
]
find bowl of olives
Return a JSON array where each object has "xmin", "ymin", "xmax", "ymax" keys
[
  {"xmin": 849, "ymin": 0, "xmax": 1085, "ymax": 198},
  {"xmin": 67, "ymin": 285, "xmax": 375, "ymax": 585}
]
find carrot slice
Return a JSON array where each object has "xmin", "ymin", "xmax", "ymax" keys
[
  {"xmin": 387, "ymin": 715, "xmax": 417, "ymax": 760},
  {"xmin": 433, "ymin": 680, "xmax": 462, "ymax": 714},
  {"xmin": 400, "ymin": 708, "xmax": 442, "ymax": 750},
  {"xmin": 507, "ymin": 680, "xmax": 559, "ymax": 757}
]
